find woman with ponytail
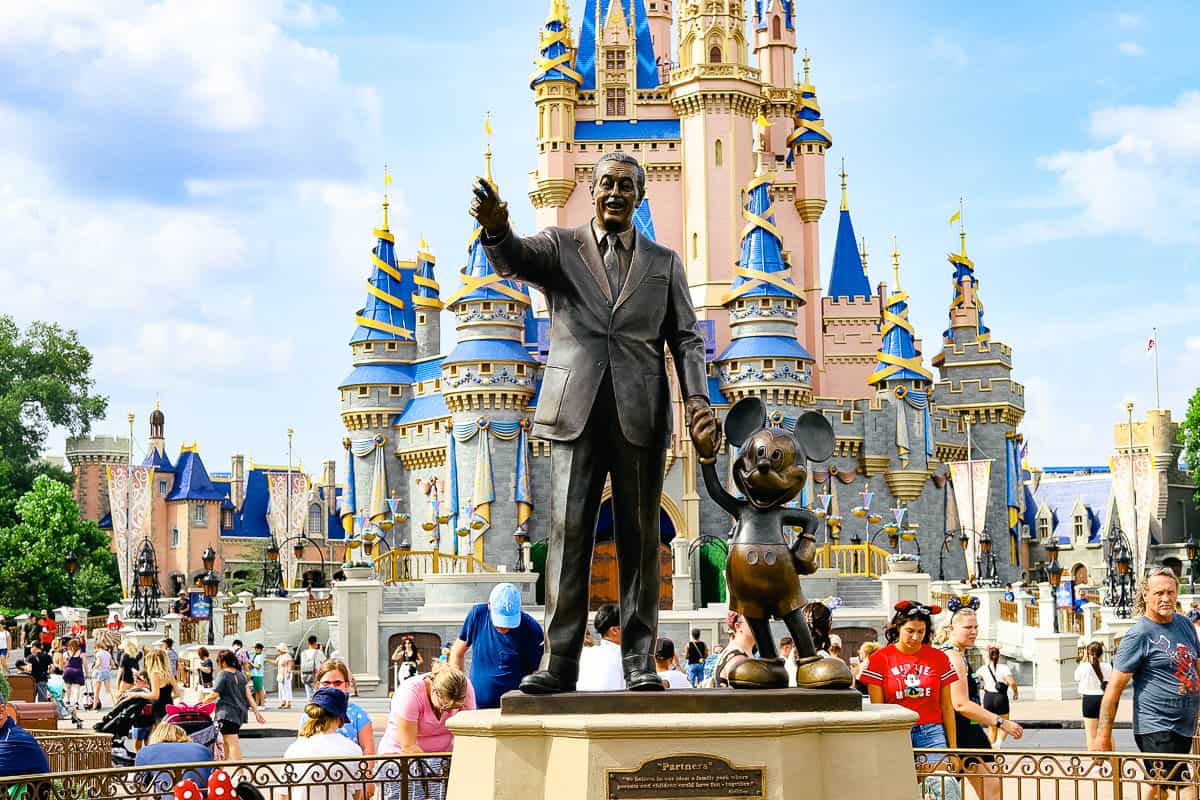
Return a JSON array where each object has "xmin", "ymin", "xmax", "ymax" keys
[
  {"xmin": 1074, "ymin": 641, "xmax": 1112, "ymax": 750},
  {"xmin": 282, "ymin": 687, "xmax": 363, "ymax": 800}
]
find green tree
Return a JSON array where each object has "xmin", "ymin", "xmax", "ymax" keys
[
  {"xmin": 0, "ymin": 474, "xmax": 120, "ymax": 613},
  {"xmin": 1182, "ymin": 386, "xmax": 1200, "ymax": 507},
  {"xmin": 0, "ymin": 315, "xmax": 108, "ymax": 526}
]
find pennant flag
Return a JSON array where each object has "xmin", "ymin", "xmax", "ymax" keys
[
  {"xmin": 1147, "ymin": 337, "xmax": 1156, "ymax": 351},
  {"xmin": 755, "ymin": 113, "xmax": 772, "ymax": 128},
  {"xmin": 484, "ymin": 113, "xmax": 493, "ymax": 135},
  {"xmin": 948, "ymin": 209, "xmax": 961, "ymax": 226}
]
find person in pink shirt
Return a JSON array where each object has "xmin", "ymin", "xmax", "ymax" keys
[{"xmin": 379, "ymin": 666, "xmax": 474, "ymax": 800}]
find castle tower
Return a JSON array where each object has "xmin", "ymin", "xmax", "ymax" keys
[
  {"xmin": 821, "ymin": 161, "xmax": 884, "ymax": 399},
  {"xmin": 442, "ymin": 153, "xmax": 538, "ymax": 567},
  {"xmin": 713, "ymin": 154, "xmax": 813, "ymax": 410},
  {"xmin": 672, "ymin": 0, "xmax": 760, "ymax": 352},
  {"xmin": 529, "ymin": 0, "xmax": 582, "ymax": 223},
  {"xmin": 413, "ymin": 238, "xmax": 443, "ymax": 360},
  {"xmin": 645, "ymin": 0, "xmax": 672, "ymax": 72},
  {"xmin": 338, "ymin": 180, "xmax": 417, "ymax": 535},
  {"xmin": 863, "ymin": 240, "xmax": 934, "ymax": 503},
  {"xmin": 148, "ymin": 402, "xmax": 165, "ymax": 458},
  {"xmin": 787, "ymin": 52, "xmax": 832, "ymax": 393},
  {"xmin": 65, "ymin": 434, "xmax": 130, "ymax": 524},
  {"xmin": 752, "ymin": 0, "xmax": 796, "ymax": 92},
  {"xmin": 932, "ymin": 228, "xmax": 1024, "ymax": 569}
]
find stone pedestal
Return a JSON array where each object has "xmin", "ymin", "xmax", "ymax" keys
[
  {"xmin": 879, "ymin": 570, "xmax": 931, "ymax": 610},
  {"xmin": 1032, "ymin": 632, "xmax": 1081, "ymax": 700},
  {"xmin": 419, "ymin": 572, "xmax": 539, "ymax": 616},
  {"xmin": 447, "ymin": 693, "xmax": 918, "ymax": 800},
  {"xmin": 331, "ymin": 574, "xmax": 384, "ymax": 695},
  {"xmin": 126, "ymin": 629, "xmax": 166, "ymax": 653}
]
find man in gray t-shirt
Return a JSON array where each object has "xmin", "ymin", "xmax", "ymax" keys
[{"xmin": 1093, "ymin": 568, "xmax": 1200, "ymax": 791}]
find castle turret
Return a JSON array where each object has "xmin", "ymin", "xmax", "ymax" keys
[
  {"xmin": 413, "ymin": 238, "xmax": 442, "ymax": 360},
  {"xmin": 788, "ymin": 51, "xmax": 832, "ymax": 393},
  {"xmin": 530, "ymin": 1, "xmax": 582, "ymax": 221},
  {"xmin": 753, "ymin": 0, "xmax": 796, "ymax": 91},
  {"xmin": 646, "ymin": 0, "xmax": 672, "ymax": 73},
  {"xmin": 673, "ymin": 0, "xmax": 759, "ymax": 353},
  {"xmin": 149, "ymin": 401, "xmax": 165, "ymax": 457},
  {"xmin": 713, "ymin": 154, "xmax": 813, "ymax": 408},
  {"xmin": 867, "ymin": 239, "xmax": 931, "ymax": 392},
  {"xmin": 821, "ymin": 161, "xmax": 884, "ymax": 398},
  {"xmin": 441, "ymin": 153, "xmax": 538, "ymax": 567}
]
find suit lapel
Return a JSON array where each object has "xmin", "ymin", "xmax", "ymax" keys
[
  {"xmin": 574, "ymin": 224, "xmax": 613, "ymax": 305},
  {"xmin": 614, "ymin": 231, "xmax": 653, "ymax": 311}
]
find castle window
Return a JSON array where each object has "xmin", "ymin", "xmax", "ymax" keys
[
  {"xmin": 389, "ymin": 386, "xmax": 402, "ymax": 397},
  {"xmin": 709, "ymin": 45, "xmax": 722, "ymax": 63},
  {"xmin": 386, "ymin": 342, "xmax": 398, "ymax": 351},
  {"xmin": 417, "ymin": 313, "xmax": 426, "ymax": 324},
  {"xmin": 159, "ymin": 479, "xmax": 167, "ymax": 497},
  {"xmin": 192, "ymin": 504, "xmax": 207, "ymax": 525},
  {"xmin": 417, "ymin": 424, "xmax": 424, "ymax": 435},
  {"xmin": 1073, "ymin": 514, "xmax": 1085, "ymax": 541},
  {"xmin": 605, "ymin": 49, "xmax": 626, "ymax": 72},
  {"xmin": 516, "ymin": 365, "xmax": 527, "ymax": 376},
  {"xmin": 714, "ymin": 139, "xmax": 723, "ymax": 167},
  {"xmin": 171, "ymin": 528, "xmax": 180, "ymax": 548},
  {"xmin": 435, "ymin": 379, "xmax": 442, "ymax": 389},
  {"xmin": 357, "ymin": 386, "xmax": 369, "ymax": 397},
  {"xmin": 669, "ymin": 143, "xmax": 675, "ymax": 149},
  {"xmin": 308, "ymin": 502, "xmax": 323, "ymax": 534},
  {"xmin": 763, "ymin": 359, "xmax": 774, "ymax": 370},
  {"xmin": 772, "ymin": 16, "xmax": 781, "ymax": 38},
  {"xmin": 364, "ymin": 343, "xmax": 374, "ymax": 352},
  {"xmin": 1038, "ymin": 517, "xmax": 1050, "ymax": 541},
  {"xmin": 650, "ymin": 142, "xmax": 657, "ymax": 150},
  {"xmin": 449, "ymin": 366, "xmax": 458, "ymax": 376},
  {"xmin": 735, "ymin": 300, "xmax": 745, "ymax": 310},
  {"xmin": 606, "ymin": 88, "xmax": 626, "ymax": 116},
  {"xmin": 481, "ymin": 364, "xmax": 492, "ymax": 374},
  {"xmin": 692, "ymin": 233, "xmax": 699, "ymax": 259},
  {"xmin": 507, "ymin": 304, "xmax": 516, "ymax": 313},
  {"xmin": 221, "ymin": 509, "xmax": 234, "ymax": 530},
  {"xmin": 482, "ymin": 302, "xmax": 492, "ymax": 311},
  {"xmin": 807, "ymin": 144, "xmax": 814, "ymax": 153}
]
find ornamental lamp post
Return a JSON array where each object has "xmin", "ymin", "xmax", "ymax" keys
[
  {"xmin": 64, "ymin": 551, "xmax": 78, "ymax": 606},
  {"xmin": 1048, "ymin": 559, "xmax": 1064, "ymax": 633},
  {"xmin": 1188, "ymin": 538, "xmax": 1198, "ymax": 594},
  {"xmin": 203, "ymin": 569, "xmax": 220, "ymax": 645}
]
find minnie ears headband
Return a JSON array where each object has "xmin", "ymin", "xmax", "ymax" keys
[
  {"xmin": 894, "ymin": 600, "xmax": 942, "ymax": 616},
  {"xmin": 818, "ymin": 596, "xmax": 843, "ymax": 611},
  {"xmin": 946, "ymin": 594, "xmax": 980, "ymax": 613}
]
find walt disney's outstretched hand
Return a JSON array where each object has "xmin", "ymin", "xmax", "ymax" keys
[
  {"xmin": 686, "ymin": 396, "xmax": 720, "ymax": 463},
  {"xmin": 470, "ymin": 177, "xmax": 509, "ymax": 234}
]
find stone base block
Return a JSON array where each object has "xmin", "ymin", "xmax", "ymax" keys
[{"xmin": 447, "ymin": 701, "xmax": 919, "ymax": 800}]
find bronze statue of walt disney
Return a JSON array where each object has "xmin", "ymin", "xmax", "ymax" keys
[{"xmin": 471, "ymin": 152, "xmax": 721, "ymax": 694}]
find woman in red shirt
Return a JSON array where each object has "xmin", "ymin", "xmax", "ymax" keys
[{"xmin": 860, "ymin": 601, "xmax": 957, "ymax": 748}]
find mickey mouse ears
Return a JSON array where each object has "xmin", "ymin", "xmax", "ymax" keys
[
  {"xmin": 724, "ymin": 397, "xmax": 767, "ymax": 448},
  {"xmin": 946, "ymin": 594, "xmax": 980, "ymax": 613}
]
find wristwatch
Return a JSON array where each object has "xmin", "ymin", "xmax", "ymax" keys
[{"xmin": 995, "ymin": 717, "xmax": 1005, "ymax": 729}]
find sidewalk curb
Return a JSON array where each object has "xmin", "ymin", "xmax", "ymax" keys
[{"xmin": 1020, "ymin": 720, "xmax": 1130, "ymax": 730}]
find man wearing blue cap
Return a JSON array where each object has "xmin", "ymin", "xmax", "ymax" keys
[{"xmin": 450, "ymin": 583, "xmax": 544, "ymax": 708}]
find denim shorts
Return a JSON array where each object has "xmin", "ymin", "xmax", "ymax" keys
[{"xmin": 910, "ymin": 723, "xmax": 948, "ymax": 749}]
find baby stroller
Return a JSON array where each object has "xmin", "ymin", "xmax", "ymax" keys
[
  {"xmin": 45, "ymin": 674, "xmax": 83, "ymax": 729},
  {"xmin": 162, "ymin": 701, "xmax": 223, "ymax": 760},
  {"xmin": 95, "ymin": 694, "xmax": 155, "ymax": 766}
]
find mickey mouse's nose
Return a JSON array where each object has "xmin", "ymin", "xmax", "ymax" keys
[{"xmin": 756, "ymin": 460, "xmax": 771, "ymax": 474}]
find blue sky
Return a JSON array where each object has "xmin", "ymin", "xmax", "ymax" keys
[{"xmin": 2, "ymin": 0, "xmax": 1196, "ymax": 474}]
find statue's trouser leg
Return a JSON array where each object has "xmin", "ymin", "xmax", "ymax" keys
[
  {"xmin": 745, "ymin": 617, "xmax": 778, "ymax": 659},
  {"xmin": 781, "ymin": 608, "xmax": 819, "ymax": 659},
  {"xmin": 540, "ymin": 403, "xmax": 612, "ymax": 683}
]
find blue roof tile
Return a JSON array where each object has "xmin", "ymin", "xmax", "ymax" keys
[
  {"xmin": 716, "ymin": 335, "xmax": 814, "ymax": 362},
  {"xmin": 166, "ymin": 449, "xmax": 226, "ymax": 501},
  {"xmin": 394, "ymin": 394, "xmax": 450, "ymax": 425},
  {"xmin": 574, "ymin": 120, "xmax": 679, "ymax": 141},
  {"xmin": 1033, "ymin": 476, "xmax": 1112, "ymax": 546},
  {"xmin": 142, "ymin": 448, "xmax": 175, "ymax": 472},
  {"xmin": 412, "ymin": 357, "xmax": 443, "ymax": 383},
  {"xmin": 338, "ymin": 363, "xmax": 415, "ymax": 389},
  {"xmin": 578, "ymin": 0, "xmax": 659, "ymax": 91},
  {"xmin": 443, "ymin": 338, "xmax": 537, "ymax": 365},
  {"xmin": 828, "ymin": 209, "xmax": 871, "ymax": 300}
]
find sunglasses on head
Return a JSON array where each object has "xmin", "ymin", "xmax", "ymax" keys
[{"xmin": 1148, "ymin": 566, "xmax": 1177, "ymax": 578}]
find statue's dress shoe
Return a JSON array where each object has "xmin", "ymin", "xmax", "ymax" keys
[
  {"xmin": 794, "ymin": 655, "xmax": 854, "ymax": 689},
  {"xmin": 728, "ymin": 657, "xmax": 789, "ymax": 689},
  {"xmin": 518, "ymin": 669, "xmax": 575, "ymax": 695},
  {"xmin": 626, "ymin": 670, "xmax": 666, "ymax": 691}
]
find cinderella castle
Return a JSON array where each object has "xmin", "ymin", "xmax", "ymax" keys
[{"xmin": 337, "ymin": 0, "xmax": 1031, "ymax": 603}]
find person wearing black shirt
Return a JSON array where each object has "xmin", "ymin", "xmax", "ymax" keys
[{"xmin": 28, "ymin": 642, "xmax": 52, "ymax": 702}]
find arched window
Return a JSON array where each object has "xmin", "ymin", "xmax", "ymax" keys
[
  {"xmin": 709, "ymin": 45, "xmax": 722, "ymax": 63},
  {"xmin": 714, "ymin": 139, "xmax": 723, "ymax": 167},
  {"xmin": 308, "ymin": 502, "xmax": 324, "ymax": 535},
  {"xmin": 692, "ymin": 232, "xmax": 699, "ymax": 259},
  {"xmin": 538, "ymin": 107, "xmax": 545, "ymax": 139},
  {"xmin": 772, "ymin": 16, "xmax": 781, "ymax": 39}
]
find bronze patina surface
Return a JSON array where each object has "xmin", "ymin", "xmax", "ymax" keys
[{"xmin": 499, "ymin": 687, "xmax": 862, "ymax": 715}]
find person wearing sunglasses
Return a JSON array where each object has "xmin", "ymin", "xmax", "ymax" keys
[{"xmin": 298, "ymin": 660, "xmax": 376, "ymax": 760}]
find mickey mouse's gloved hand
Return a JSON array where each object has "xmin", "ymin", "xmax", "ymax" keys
[{"xmin": 790, "ymin": 535, "xmax": 819, "ymax": 575}]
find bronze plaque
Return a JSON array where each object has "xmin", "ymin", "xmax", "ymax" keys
[{"xmin": 607, "ymin": 754, "xmax": 764, "ymax": 799}]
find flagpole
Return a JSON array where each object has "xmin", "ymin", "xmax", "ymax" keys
[{"xmin": 1153, "ymin": 327, "xmax": 1161, "ymax": 409}]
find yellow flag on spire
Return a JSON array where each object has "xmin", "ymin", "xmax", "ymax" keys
[
  {"xmin": 484, "ymin": 113, "xmax": 493, "ymax": 136},
  {"xmin": 420, "ymin": 235, "xmax": 429, "ymax": 251},
  {"xmin": 384, "ymin": 164, "xmax": 392, "ymax": 186},
  {"xmin": 755, "ymin": 113, "xmax": 772, "ymax": 129},
  {"xmin": 948, "ymin": 209, "xmax": 960, "ymax": 226}
]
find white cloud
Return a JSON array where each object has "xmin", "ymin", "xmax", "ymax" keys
[
  {"xmin": 1021, "ymin": 91, "xmax": 1200, "ymax": 243},
  {"xmin": 1117, "ymin": 41, "xmax": 1145, "ymax": 56},
  {"xmin": 97, "ymin": 320, "xmax": 296, "ymax": 383}
]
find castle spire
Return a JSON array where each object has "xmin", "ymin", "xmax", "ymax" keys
[
  {"xmin": 349, "ymin": 172, "xmax": 416, "ymax": 345},
  {"xmin": 723, "ymin": 169, "xmax": 803, "ymax": 307},
  {"xmin": 860, "ymin": 237, "xmax": 869, "ymax": 275},
  {"xmin": 868, "ymin": 238, "xmax": 932, "ymax": 387},
  {"xmin": 786, "ymin": 51, "xmax": 832, "ymax": 165},
  {"xmin": 826, "ymin": 160, "xmax": 870, "ymax": 301},
  {"xmin": 577, "ymin": 0, "xmax": 659, "ymax": 91},
  {"xmin": 938, "ymin": 199, "xmax": 991, "ymax": 351},
  {"xmin": 531, "ymin": 0, "xmax": 582, "ymax": 88}
]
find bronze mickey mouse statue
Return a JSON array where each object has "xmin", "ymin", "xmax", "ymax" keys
[{"xmin": 699, "ymin": 396, "xmax": 854, "ymax": 690}]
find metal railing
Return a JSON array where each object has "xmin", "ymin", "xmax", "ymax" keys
[
  {"xmin": 86, "ymin": 614, "xmax": 108, "ymax": 633},
  {"xmin": 31, "ymin": 730, "xmax": 113, "ymax": 773},
  {"xmin": 290, "ymin": 600, "xmax": 301, "ymax": 622},
  {"xmin": 224, "ymin": 612, "xmax": 239, "ymax": 637},
  {"xmin": 307, "ymin": 597, "xmax": 334, "ymax": 619},
  {"xmin": 245, "ymin": 607, "xmax": 262, "ymax": 632},
  {"xmin": 815, "ymin": 542, "xmax": 890, "ymax": 579},
  {"xmin": 998, "ymin": 600, "xmax": 1018, "ymax": 622},
  {"xmin": 374, "ymin": 549, "xmax": 497, "ymax": 584},
  {"xmin": 0, "ymin": 752, "xmax": 449, "ymax": 799},
  {"xmin": 916, "ymin": 748, "xmax": 1200, "ymax": 800},
  {"xmin": 1066, "ymin": 610, "xmax": 1085, "ymax": 635},
  {"xmin": 179, "ymin": 618, "xmax": 198, "ymax": 645},
  {"xmin": 932, "ymin": 591, "xmax": 953, "ymax": 608}
]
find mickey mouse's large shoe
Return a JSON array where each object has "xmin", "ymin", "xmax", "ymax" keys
[
  {"xmin": 728, "ymin": 657, "xmax": 790, "ymax": 689},
  {"xmin": 794, "ymin": 655, "xmax": 854, "ymax": 689}
]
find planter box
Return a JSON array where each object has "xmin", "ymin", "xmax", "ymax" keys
[{"xmin": 887, "ymin": 560, "xmax": 920, "ymax": 574}]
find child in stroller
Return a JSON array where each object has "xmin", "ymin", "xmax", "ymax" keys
[
  {"xmin": 45, "ymin": 670, "xmax": 82, "ymax": 729},
  {"xmin": 96, "ymin": 696, "xmax": 222, "ymax": 767}
]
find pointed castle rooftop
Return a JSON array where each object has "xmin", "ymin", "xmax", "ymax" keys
[
  {"xmin": 350, "ymin": 187, "xmax": 417, "ymax": 344},
  {"xmin": 827, "ymin": 160, "xmax": 871, "ymax": 301},
  {"xmin": 868, "ymin": 240, "xmax": 932, "ymax": 386},
  {"xmin": 531, "ymin": 0, "xmax": 582, "ymax": 88},
  {"xmin": 577, "ymin": 0, "xmax": 658, "ymax": 91}
]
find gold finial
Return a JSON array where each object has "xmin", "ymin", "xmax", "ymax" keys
[
  {"xmin": 154, "ymin": 398, "xmax": 160, "ymax": 411},
  {"xmin": 891, "ymin": 235, "xmax": 901, "ymax": 291},
  {"xmin": 958, "ymin": 196, "xmax": 967, "ymax": 257},
  {"xmin": 484, "ymin": 112, "xmax": 494, "ymax": 184},
  {"xmin": 802, "ymin": 49, "xmax": 811, "ymax": 85},
  {"xmin": 838, "ymin": 157, "xmax": 848, "ymax": 211},
  {"xmin": 382, "ymin": 164, "xmax": 392, "ymax": 231},
  {"xmin": 860, "ymin": 237, "xmax": 869, "ymax": 274}
]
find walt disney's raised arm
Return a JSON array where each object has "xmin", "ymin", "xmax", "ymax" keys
[{"xmin": 471, "ymin": 177, "xmax": 559, "ymax": 291}]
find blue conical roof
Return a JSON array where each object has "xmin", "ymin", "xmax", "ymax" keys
[
  {"xmin": 349, "ymin": 218, "xmax": 416, "ymax": 343},
  {"xmin": 942, "ymin": 251, "xmax": 991, "ymax": 344},
  {"xmin": 869, "ymin": 287, "xmax": 932, "ymax": 386},
  {"xmin": 413, "ymin": 242, "xmax": 442, "ymax": 311},
  {"xmin": 577, "ymin": 0, "xmax": 658, "ymax": 91},
  {"xmin": 828, "ymin": 208, "xmax": 870, "ymax": 300},
  {"xmin": 531, "ymin": 1, "xmax": 582, "ymax": 88},
  {"xmin": 632, "ymin": 198, "xmax": 656, "ymax": 241},
  {"xmin": 444, "ymin": 222, "xmax": 532, "ymax": 308},
  {"xmin": 723, "ymin": 173, "xmax": 801, "ymax": 304},
  {"xmin": 754, "ymin": 0, "xmax": 794, "ymax": 29},
  {"xmin": 166, "ymin": 446, "xmax": 226, "ymax": 501},
  {"xmin": 786, "ymin": 85, "xmax": 832, "ymax": 165}
]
